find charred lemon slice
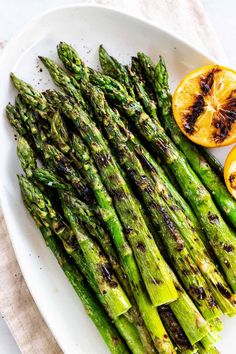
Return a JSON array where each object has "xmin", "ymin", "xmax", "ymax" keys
[
  {"xmin": 224, "ymin": 145, "xmax": 236, "ymax": 198},
  {"xmin": 172, "ymin": 65, "xmax": 236, "ymax": 147}
]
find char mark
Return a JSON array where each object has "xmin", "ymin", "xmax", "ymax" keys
[
  {"xmin": 159, "ymin": 305, "xmax": 191, "ymax": 350},
  {"xmin": 189, "ymin": 285, "xmax": 207, "ymax": 300},
  {"xmin": 216, "ymin": 283, "xmax": 232, "ymax": 299},
  {"xmin": 211, "ymin": 90, "xmax": 236, "ymax": 143},
  {"xmin": 212, "ymin": 110, "xmax": 236, "ymax": 143},
  {"xmin": 111, "ymin": 188, "xmax": 126, "ymax": 201},
  {"xmin": 101, "ymin": 264, "xmax": 118, "ymax": 288},
  {"xmin": 207, "ymin": 212, "xmax": 219, "ymax": 224},
  {"xmin": 137, "ymin": 151, "xmax": 156, "ymax": 173},
  {"xmin": 223, "ymin": 244, "xmax": 234, "ymax": 253},
  {"xmin": 158, "ymin": 207, "xmax": 184, "ymax": 251},
  {"xmin": 136, "ymin": 242, "xmax": 146, "ymax": 253},
  {"xmin": 200, "ymin": 66, "xmax": 220, "ymax": 95},
  {"xmin": 184, "ymin": 94, "xmax": 205, "ymax": 134},
  {"xmin": 229, "ymin": 173, "xmax": 236, "ymax": 189},
  {"xmin": 95, "ymin": 152, "xmax": 111, "ymax": 168}
]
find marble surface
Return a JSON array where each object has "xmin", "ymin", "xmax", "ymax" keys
[{"xmin": 0, "ymin": 1, "xmax": 236, "ymax": 353}]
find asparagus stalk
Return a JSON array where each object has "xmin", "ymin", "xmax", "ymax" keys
[
  {"xmin": 34, "ymin": 168, "xmax": 125, "ymax": 291},
  {"xmin": 168, "ymin": 269, "xmax": 208, "ymax": 345},
  {"xmin": 38, "ymin": 57, "xmax": 87, "ymax": 109},
  {"xmin": 87, "ymin": 83, "xmax": 223, "ymax": 320},
  {"xmin": 70, "ymin": 134, "xmax": 177, "ymax": 353},
  {"xmin": 35, "ymin": 226, "xmax": 129, "ymax": 354},
  {"xmin": 88, "ymin": 64, "xmax": 236, "ymax": 294},
  {"xmin": 17, "ymin": 152, "xmax": 153, "ymax": 354},
  {"xmin": 57, "ymin": 41, "xmax": 90, "ymax": 83},
  {"xmin": 41, "ymin": 228, "xmax": 147, "ymax": 354},
  {"xmin": 33, "ymin": 167, "xmax": 75, "ymax": 193},
  {"xmin": 158, "ymin": 305, "xmax": 194, "ymax": 353},
  {"xmin": 27, "ymin": 105, "xmax": 174, "ymax": 354},
  {"xmin": 199, "ymin": 148, "xmax": 224, "ymax": 181},
  {"xmin": 27, "ymin": 179, "xmax": 151, "ymax": 353},
  {"xmin": 128, "ymin": 67, "xmax": 158, "ymax": 121},
  {"xmin": 49, "ymin": 109, "xmax": 86, "ymax": 171},
  {"xmin": 60, "ymin": 196, "xmax": 132, "ymax": 318},
  {"xmin": 11, "ymin": 76, "xmax": 176, "ymax": 352},
  {"xmin": 64, "ymin": 189, "xmax": 155, "ymax": 353},
  {"xmin": 131, "ymin": 56, "xmax": 156, "ymax": 102},
  {"xmin": 17, "ymin": 136, "xmax": 37, "ymax": 178},
  {"xmin": 98, "ymin": 45, "xmax": 157, "ymax": 120},
  {"xmin": 43, "ymin": 89, "xmax": 178, "ymax": 308},
  {"xmin": 98, "ymin": 44, "xmax": 135, "ymax": 98},
  {"xmin": 19, "ymin": 176, "xmax": 131, "ymax": 319},
  {"xmin": 44, "ymin": 143, "xmax": 94, "ymax": 204},
  {"xmin": 146, "ymin": 54, "xmax": 236, "ymax": 229},
  {"xmin": 6, "ymin": 103, "xmax": 28, "ymax": 137},
  {"xmin": 61, "ymin": 191, "xmax": 132, "ymax": 298},
  {"xmin": 21, "ymin": 183, "xmax": 145, "ymax": 353},
  {"xmin": 15, "ymin": 95, "xmax": 48, "ymax": 154},
  {"xmin": 151, "ymin": 221, "xmax": 209, "ymax": 345},
  {"xmin": 72, "ymin": 130, "xmax": 211, "ymax": 343},
  {"xmin": 50, "ymin": 110, "xmax": 71, "ymax": 154}
]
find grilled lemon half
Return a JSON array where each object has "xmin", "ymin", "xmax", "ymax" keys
[
  {"xmin": 172, "ymin": 65, "xmax": 236, "ymax": 147},
  {"xmin": 224, "ymin": 145, "xmax": 236, "ymax": 198}
]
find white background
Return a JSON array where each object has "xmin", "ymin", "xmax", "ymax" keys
[{"xmin": 0, "ymin": 0, "xmax": 235, "ymax": 353}]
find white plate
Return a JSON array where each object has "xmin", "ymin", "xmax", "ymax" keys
[{"xmin": 0, "ymin": 5, "xmax": 235, "ymax": 354}]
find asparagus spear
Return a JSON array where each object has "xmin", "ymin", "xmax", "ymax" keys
[
  {"xmin": 168, "ymin": 269, "xmax": 208, "ymax": 345},
  {"xmin": 60, "ymin": 196, "xmax": 132, "ymax": 318},
  {"xmin": 87, "ymin": 83, "xmax": 224, "ymax": 320},
  {"xmin": 88, "ymin": 65, "xmax": 236, "ymax": 294},
  {"xmin": 57, "ymin": 41, "xmax": 90, "ymax": 83},
  {"xmin": 16, "ymin": 136, "xmax": 55, "ymax": 199},
  {"xmin": 11, "ymin": 77, "xmax": 176, "ymax": 352},
  {"xmin": 70, "ymin": 134, "xmax": 178, "ymax": 353},
  {"xmin": 22, "ymin": 184, "xmax": 146, "ymax": 354},
  {"xmin": 72, "ymin": 130, "xmax": 211, "ymax": 343},
  {"xmin": 158, "ymin": 305, "xmax": 194, "ymax": 353},
  {"xmin": 35, "ymin": 166, "xmax": 156, "ymax": 352},
  {"xmin": 33, "ymin": 168, "xmax": 125, "ymax": 286},
  {"xmin": 131, "ymin": 56, "xmax": 156, "ymax": 102},
  {"xmin": 128, "ymin": 67, "xmax": 158, "ymax": 121},
  {"xmin": 98, "ymin": 44, "xmax": 135, "ymax": 98},
  {"xmin": 35, "ymin": 226, "xmax": 129, "ymax": 354},
  {"xmin": 50, "ymin": 110, "xmax": 71, "ymax": 154},
  {"xmin": 17, "ymin": 99, "xmax": 173, "ymax": 354},
  {"xmin": 19, "ymin": 176, "xmax": 131, "ymax": 319},
  {"xmin": 38, "ymin": 57, "xmax": 87, "ymax": 109},
  {"xmin": 41, "ymin": 229, "xmax": 148, "ymax": 354},
  {"xmin": 44, "ymin": 143, "xmax": 94, "ymax": 204},
  {"xmin": 42, "ymin": 89, "xmax": 178, "ymax": 308},
  {"xmin": 61, "ymin": 191, "xmax": 132, "ymax": 297},
  {"xmin": 17, "ymin": 136, "xmax": 37, "ymax": 178},
  {"xmin": 199, "ymin": 148, "xmax": 224, "ymax": 181},
  {"xmin": 33, "ymin": 167, "xmax": 75, "ymax": 193},
  {"xmin": 26, "ymin": 175, "xmax": 152, "ymax": 352},
  {"xmin": 98, "ymin": 45, "xmax": 157, "ymax": 120},
  {"xmin": 147, "ymin": 54, "xmax": 236, "ymax": 230},
  {"xmin": 6, "ymin": 103, "xmax": 28, "ymax": 137},
  {"xmin": 61, "ymin": 196, "xmax": 156, "ymax": 353}
]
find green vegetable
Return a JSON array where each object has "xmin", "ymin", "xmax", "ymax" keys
[
  {"xmin": 88, "ymin": 59, "xmax": 236, "ymax": 294},
  {"xmin": 20, "ymin": 199, "xmax": 129, "ymax": 354}
]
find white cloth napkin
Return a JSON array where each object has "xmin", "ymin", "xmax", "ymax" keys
[{"xmin": 0, "ymin": 1, "xmax": 225, "ymax": 353}]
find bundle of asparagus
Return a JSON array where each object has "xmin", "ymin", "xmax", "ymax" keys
[{"xmin": 7, "ymin": 41, "xmax": 236, "ymax": 353}]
